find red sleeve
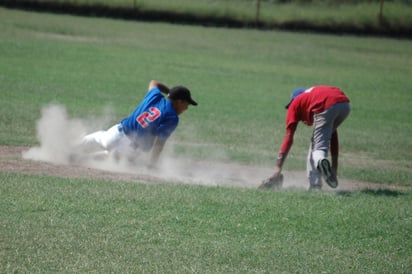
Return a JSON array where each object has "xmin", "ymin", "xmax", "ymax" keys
[
  {"xmin": 276, "ymin": 123, "xmax": 297, "ymax": 168},
  {"xmin": 280, "ymin": 106, "xmax": 300, "ymax": 155},
  {"xmin": 280, "ymin": 123, "xmax": 297, "ymax": 155}
]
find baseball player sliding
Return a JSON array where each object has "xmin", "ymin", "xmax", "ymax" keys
[
  {"xmin": 260, "ymin": 85, "xmax": 350, "ymax": 191},
  {"xmin": 80, "ymin": 80, "xmax": 197, "ymax": 168}
]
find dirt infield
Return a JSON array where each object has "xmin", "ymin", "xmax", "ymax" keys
[{"xmin": 2, "ymin": 145, "xmax": 408, "ymax": 193}]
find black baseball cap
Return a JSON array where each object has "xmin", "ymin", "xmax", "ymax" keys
[{"xmin": 169, "ymin": 86, "xmax": 198, "ymax": 106}]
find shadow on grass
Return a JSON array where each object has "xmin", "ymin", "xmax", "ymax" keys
[{"xmin": 336, "ymin": 188, "xmax": 405, "ymax": 197}]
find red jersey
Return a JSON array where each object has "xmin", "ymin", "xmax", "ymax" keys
[
  {"xmin": 279, "ymin": 86, "xmax": 349, "ymax": 156},
  {"xmin": 286, "ymin": 86, "xmax": 349, "ymax": 127}
]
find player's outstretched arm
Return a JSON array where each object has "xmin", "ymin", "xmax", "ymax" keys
[{"xmin": 148, "ymin": 138, "xmax": 166, "ymax": 169}]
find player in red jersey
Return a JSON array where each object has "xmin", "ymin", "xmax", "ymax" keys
[{"xmin": 260, "ymin": 86, "xmax": 350, "ymax": 191}]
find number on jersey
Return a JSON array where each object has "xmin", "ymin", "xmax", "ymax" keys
[{"xmin": 136, "ymin": 107, "xmax": 161, "ymax": 128}]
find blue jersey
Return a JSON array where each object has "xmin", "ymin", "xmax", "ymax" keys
[{"xmin": 120, "ymin": 87, "xmax": 178, "ymax": 151}]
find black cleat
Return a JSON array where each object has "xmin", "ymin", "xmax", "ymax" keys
[{"xmin": 319, "ymin": 159, "xmax": 338, "ymax": 188}]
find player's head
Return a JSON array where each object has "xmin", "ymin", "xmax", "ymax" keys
[
  {"xmin": 285, "ymin": 88, "xmax": 306, "ymax": 109},
  {"xmin": 168, "ymin": 86, "xmax": 197, "ymax": 115}
]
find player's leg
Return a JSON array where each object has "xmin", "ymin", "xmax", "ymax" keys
[
  {"xmin": 312, "ymin": 112, "xmax": 332, "ymax": 162},
  {"xmin": 307, "ymin": 139, "xmax": 322, "ymax": 190},
  {"xmin": 312, "ymin": 102, "xmax": 350, "ymax": 159},
  {"xmin": 332, "ymin": 102, "xmax": 350, "ymax": 132},
  {"xmin": 81, "ymin": 130, "xmax": 106, "ymax": 152},
  {"xmin": 69, "ymin": 129, "xmax": 107, "ymax": 163},
  {"xmin": 80, "ymin": 124, "xmax": 125, "ymax": 159},
  {"xmin": 312, "ymin": 103, "xmax": 350, "ymax": 188},
  {"xmin": 97, "ymin": 124, "xmax": 124, "ymax": 149},
  {"xmin": 312, "ymin": 108, "xmax": 337, "ymax": 187}
]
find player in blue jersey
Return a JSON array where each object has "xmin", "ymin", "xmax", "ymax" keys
[{"xmin": 80, "ymin": 80, "xmax": 197, "ymax": 167}]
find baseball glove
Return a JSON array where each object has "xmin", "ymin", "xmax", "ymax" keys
[{"xmin": 258, "ymin": 173, "xmax": 284, "ymax": 190}]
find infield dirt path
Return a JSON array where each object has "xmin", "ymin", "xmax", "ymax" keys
[{"xmin": 1, "ymin": 145, "xmax": 408, "ymax": 193}]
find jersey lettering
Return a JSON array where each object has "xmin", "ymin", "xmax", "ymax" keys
[{"xmin": 136, "ymin": 107, "xmax": 161, "ymax": 128}]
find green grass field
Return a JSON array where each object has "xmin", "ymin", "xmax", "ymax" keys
[
  {"xmin": 1, "ymin": 7, "xmax": 411, "ymax": 184},
  {"xmin": 1, "ymin": 173, "xmax": 411, "ymax": 273},
  {"xmin": 0, "ymin": 7, "xmax": 411, "ymax": 273}
]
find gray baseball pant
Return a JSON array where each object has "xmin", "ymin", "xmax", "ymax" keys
[{"xmin": 307, "ymin": 102, "xmax": 351, "ymax": 187}]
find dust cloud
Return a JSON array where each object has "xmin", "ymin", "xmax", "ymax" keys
[{"xmin": 23, "ymin": 104, "xmax": 309, "ymax": 189}]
